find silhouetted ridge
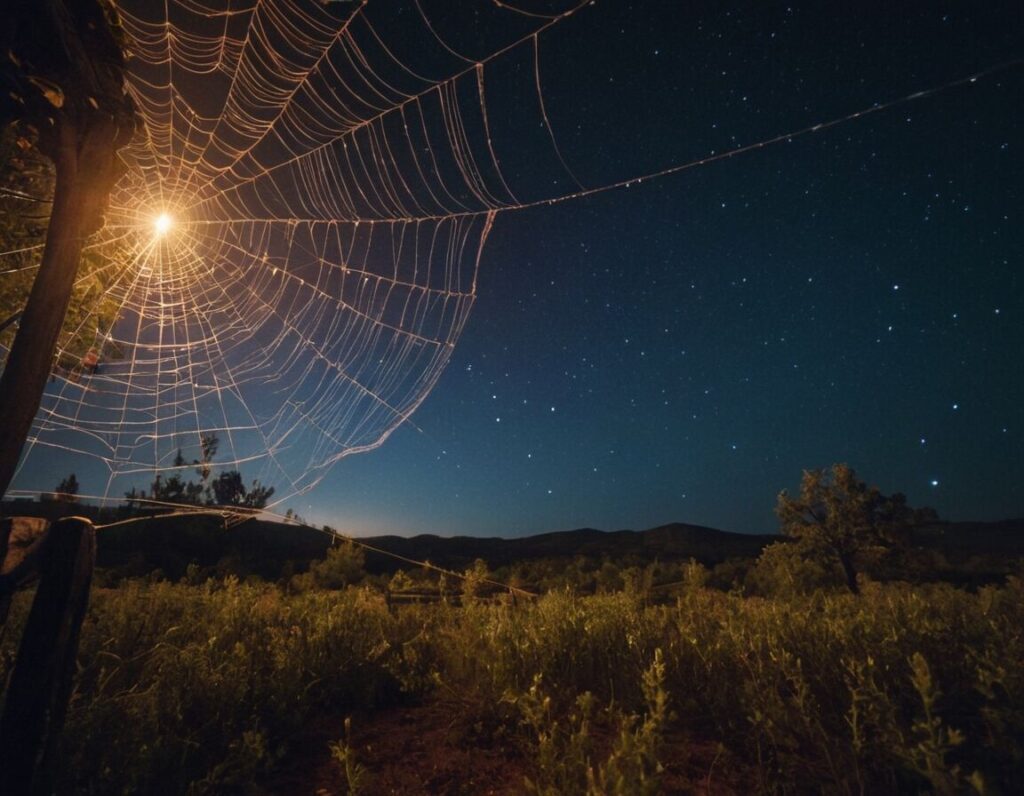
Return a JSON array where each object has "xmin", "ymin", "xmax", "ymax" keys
[{"xmin": 5, "ymin": 501, "xmax": 1019, "ymax": 582}]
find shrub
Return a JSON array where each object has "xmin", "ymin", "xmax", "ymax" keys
[{"xmin": 2, "ymin": 574, "xmax": 1021, "ymax": 792}]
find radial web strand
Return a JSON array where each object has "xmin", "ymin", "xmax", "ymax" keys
[
  {"xmin": 2, "ymin": 0, "xmax": 1016, "ymax": 512},
  {"xmin": 2, "ymin": 0, "xmax": 588, "ymax": 507}
]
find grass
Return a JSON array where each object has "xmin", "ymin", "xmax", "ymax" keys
[{"xmin": 2, "ymin": 574, "xmax": 1023, "ymax": 793}]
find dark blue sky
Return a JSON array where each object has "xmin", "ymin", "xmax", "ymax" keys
[
  {"xmin": 10, "ymin": 0, "xmax": 1021, "ymax": 537},
  {"xmin": 297, "ymin": 1, "xmax": 1023, "ymax": 536}
]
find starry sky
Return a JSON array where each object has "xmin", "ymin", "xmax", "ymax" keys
[
  {"xmin": 295, "ymin": 0, "xmax": 1022, "ymax": 537},
  {"xmin": 10, "ymin": 0, "xmax": 1021, "ymax": 537}
]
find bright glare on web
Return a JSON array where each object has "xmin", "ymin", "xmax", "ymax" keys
[{"xmin": 154, "ymin": 212, "xmax": 173, "ymax": 236}]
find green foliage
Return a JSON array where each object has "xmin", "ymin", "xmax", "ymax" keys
[
  {"xmin": 746, "ymin": 540, "xmax": 840, "ymax": 596},
  {"xmin": 0, "ymin": 136, "xmax": 50, "ymax": 352},
  {"xmin": 1, "ymin": 580, "xmax": 432, "ymax": 793},
  {"xmin": 388, "ymin": 569, "xmax": 414, "ymax": 593},
  {"xmin": 294, "ymin": 540, "xmax": 366, "ymax": 591},
  {"xmin": 55, "ymin": 472, "xmax": 79, "ymax": 499},
  {"xmin": 328, "ymin": 717, "xmax": 367, "ymax": 795},
  {"xmin": 587, "ymin": 648, "xmax": 669, "ymax": 795},
  {"xmin": 123, "ymin": 435, "xmax": 276, "ymax": 510},
  {"xmin": 461, "ymin": 557, "xmax": 490, "ymax": 600},
  {"xmin": 899, "ymin": 652, "xmax": 977, "ymax": 794},
  {"xmin": 210, "ymin": 470, "xmax": 275, "ymax": 509},
  {"xmin": 678, "ymin": 557, "xmax": 709, "ymax": 596},
  {"xmin": 775, "ymin": 463, "xmax": 924, "ymax": 593},
  {"xmin": 0, "ymin": 130, "xmax": 123, "ymax": 363},
  {"xmin": 512, "ymin": 677, "xmax": 596, "ymax": 795},
  {"xmin": 2, "ymin": 573, "xmax": 1022, "ymax": 792}
]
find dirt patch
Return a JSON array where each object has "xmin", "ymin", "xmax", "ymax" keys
[
  {"xmin": 268, "ymin": 698, "xmax": 529, "ymax": 795},
  {"xmin": 267, "ymin": 697, "xmax": 749, "ymax": 795}
]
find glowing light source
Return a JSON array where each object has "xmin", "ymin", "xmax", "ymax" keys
[{"xmin": 154, "ymin": 212, "xmax": 173, "ymax": 236}]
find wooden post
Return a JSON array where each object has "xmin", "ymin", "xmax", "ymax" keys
[
  {"xmin": 0, "ymin": 516, "xmax": 96, "ymax": 795},
  {"xmin": 0, "ymin": 518, "xmax": 13, "ymax": 626}
]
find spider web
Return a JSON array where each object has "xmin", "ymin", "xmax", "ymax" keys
[
  {"xmin": 1, "ymin": 0, "xmax": 1016, "ymax": 512},
  {"xmin": 2, "ymin": 0, "xmax": 593, "ymax": 508}
]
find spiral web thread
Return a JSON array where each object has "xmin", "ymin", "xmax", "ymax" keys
[
  {"xmin": 0, "ymin": 0, "xmax": 1017, "ymax": 514},
  {"xmin": 2, "ymin": 0, "xmax": 592, "ymax": 508}
]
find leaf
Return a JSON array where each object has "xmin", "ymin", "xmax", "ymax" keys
[{"xmin": 26, "ymin": 76, "xmax": 64, "ymax": 108}]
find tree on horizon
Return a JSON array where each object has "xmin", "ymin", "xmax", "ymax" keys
[
  {"xmin": 55, "ymin": 472, "xmax": 79, "ymax": 501},
  {"xmin": 123, "ymin": 434, "xmax": 275, "ymax": 510},
  {"xmin": 774, "ymin": 463, "xmax": 933, "ymax": 594}
]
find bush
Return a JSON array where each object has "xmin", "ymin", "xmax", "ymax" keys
[{"xmin": 2, "ymin": 575, "xmax": 1021, "ymax": 792}]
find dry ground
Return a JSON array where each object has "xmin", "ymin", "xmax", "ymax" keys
[{"xmin": 267, "ymin": 696, "xmax": 746, "ymax": 795}]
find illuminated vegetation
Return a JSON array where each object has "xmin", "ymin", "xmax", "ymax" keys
[{"xmin": 2, "ymin": 568, "xmax": 1021, "ymax": 793}]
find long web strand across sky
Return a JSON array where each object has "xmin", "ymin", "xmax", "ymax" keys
[{"xmin": 0, "ymin": 0, "xmax": 1018, "ymax": 512}]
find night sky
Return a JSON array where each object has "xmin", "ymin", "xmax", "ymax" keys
[
  {"xmin": 299, "ymin": 1, "xmax": 1023, "ymax": 536},
  {"xmin": 10, "ymin": 1, "xmax": 1023, "ymax": 537}
]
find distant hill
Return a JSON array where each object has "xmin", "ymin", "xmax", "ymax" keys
[
  {"xmin": 356, "ymin": 522, "xmax": 773, "ymax": 574},
  {"xmin": 90, "ymin": 515, "xmax": 775, "ymax": 580},
  {"xmin": 911, "ymin": 519, "xmax": 1024, "ymax": 559},
  {"xmin": 4, "ymin": 501, "xmax": 1022, "ymax": 582},
  {"xmin": 92, "ymin": 515, "xmax": 1024, "ymax": 581}
]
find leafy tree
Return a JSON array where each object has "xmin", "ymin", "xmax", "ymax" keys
[
  {"xmin": 304, "ymin": 540, "xmax": 366, "ymax": 590},
  {"xmin": 621, "ymin": 564, "xmax": 655, "ymax": 602},
  {"xmin": 775, "ymin": 463, "xmax": 920, "ymax": 595},
  {"xmin": 209, "ymin": 471, "xmax": 244, "ymax": 506},
  {"xmin": 183, "ymin": 478, "xmax": 207, "ymax": 506},
  {"xmin": 284, "ymin": 508, "xmax": 307, "ymax": 525},
  {"xmin": 149, "ymin": 450, "xmax": 190, "ymax": 504},
  {"xmin": 210, "ymin": 471, "xmax": 274, "ymax": 509},
  {"xmin": 0, "ymin": 0, "xmax": 136, "ymax": 498},
  {"xmin": 244, "ymin": 480, "xmax": 274, "ymax": 510},
  {"xmin": 122, "ymin": 485, "xmax": 144, "ymax": 508},
  {"xmin": 123, "ymin": 435, "xmax": 273, "ymax": 510},
  {"xmin": 176, "ymin": 434, "xmax": 219, "ymax": 504},
  {"xmin": 194, "ymin": 434, "xmax": 218, "ymax": 484},
  {"xmin": 55, "ymin": 472, "xmax": 78, "ymax": 500}
]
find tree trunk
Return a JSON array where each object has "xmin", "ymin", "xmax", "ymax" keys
[
  {"xmin": 0, "ymin": 117, "xmax": 119, "ymax": 500},
  {"xmin": 838, "ymin": 553, "xmax": 860, "ymax": 595}
]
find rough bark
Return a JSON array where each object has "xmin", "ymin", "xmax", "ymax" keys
[
  {"xmin": 838, "ymin": 552, "xmax": 860, "ymax": 595},
  {"xmin": 0, "ymin": 116, "xmax": 121, "ymax": 499},
  {"xmin": 0, "ymin": 0, "xmax": 135, "ymax": 499}
]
